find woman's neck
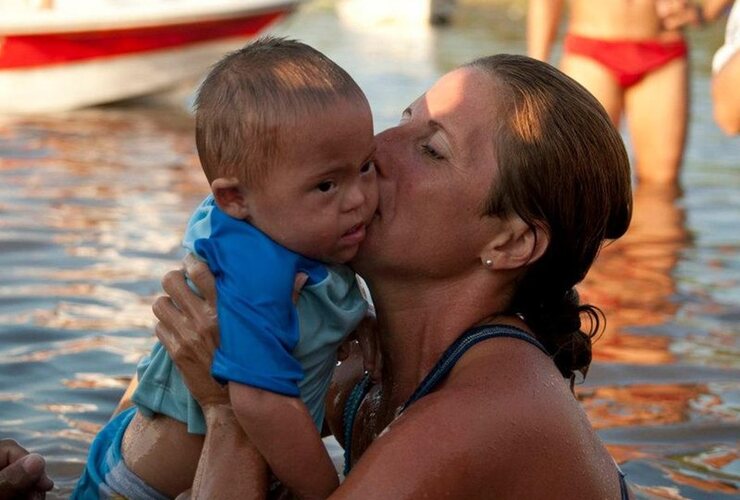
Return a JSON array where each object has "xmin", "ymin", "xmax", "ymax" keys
[{"xmin": 367, "ymin": 272, "xmax": 512, "ymax": 406}]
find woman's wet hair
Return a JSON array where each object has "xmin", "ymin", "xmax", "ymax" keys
[
  {"xmin": 194, "ymin": 36, "xmax": 368, "ymax": 187},
  {"xmin": 467, "ymin": 54, "xmax": 633, "ymax": 385}
]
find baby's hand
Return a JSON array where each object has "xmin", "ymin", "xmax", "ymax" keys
[
  {"xmin": 292, "ymin": 273, "xmax": 309, "ymax": 305},
  {"xmin": 337, "ymin": 316, "xmax": 381, "ymax": 381}
]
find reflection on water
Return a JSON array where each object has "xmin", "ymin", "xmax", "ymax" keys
[
  {"xmin": 0, "ymin": 1, "xmax": 738, "ymax": 498},
  {"xmin": 581, "ymin": 185, "xmax": 689, "ymax": 366},
  {"xmin": 577, "ymin": 179, "xmax": 740, "ymax": 499}
]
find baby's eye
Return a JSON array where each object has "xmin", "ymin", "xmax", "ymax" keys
[
  {"xmin": 422, "ymin": 144, "xmax": 445, "ymax": 160},
  {"xmin": 316, "ymin": 181, "xmax": 336, "ymax": 193},
  {"xmin": 360, "ymin": 161, "xmax": 375, "ymax": 174}
]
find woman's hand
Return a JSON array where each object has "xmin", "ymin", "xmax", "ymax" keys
[{"xmin": 153, "ymin": 254, "xmax": 228, "ymax": 407}]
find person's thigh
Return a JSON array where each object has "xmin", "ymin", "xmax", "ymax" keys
[
  {"xmin": 625, "ymin": 56, "xmax": 688, "ymax": 185},
  {"xmin": 712, "ymin": 51, "xmax": 740, "ymax": 135},
  {"xmin": 561, "ymin": 53, "xmax": 624, "ymax": 125}
]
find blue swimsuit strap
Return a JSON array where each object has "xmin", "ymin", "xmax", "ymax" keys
[
  {"xmin": 341, "ymin": 323, "xmax": 631, "ymax": 497},
  {"xmin": 342, "ymin": 324, "xmax": 548, "ymax": 475}
]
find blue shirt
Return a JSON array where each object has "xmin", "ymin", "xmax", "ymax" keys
[{"xmin": 132, "ymin": 196, "xmax": 367, "ymax": 432}]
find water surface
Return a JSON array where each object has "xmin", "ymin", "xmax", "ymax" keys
[{"xmin": 1, "ymin": 1, "xmax": 738, "ymax": 498}]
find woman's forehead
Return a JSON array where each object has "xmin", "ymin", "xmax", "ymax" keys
[
  {"xmin": 420, "ymin": 68, "xmax": 497, "ymax": 123},
  {"xmin": 420, "ymin": 68, "xmax": 498, "ymax": 150}
]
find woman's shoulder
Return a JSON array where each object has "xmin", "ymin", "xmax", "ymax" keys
[{"xmin": 395, "ymin": 338, "xmax": 619, "ymax": 497}]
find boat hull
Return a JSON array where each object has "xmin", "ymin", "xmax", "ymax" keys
[
  {"xmin": 1, "ymin": 37, "xmax": 271, "ymax": 113},
  {"xmin": 0, "ymin": 2, "xmax": 298, "ymax": 113}
]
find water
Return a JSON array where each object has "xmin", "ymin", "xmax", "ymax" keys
[{"xmin": 1, "ymin": 1, "xmax": 738, "ymax": 498}]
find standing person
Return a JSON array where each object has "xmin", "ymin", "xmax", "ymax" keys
[
  {"xmin": 656, "ymin": 0, "xmax": 739, "ymax": 133},
  {"xmin": 711, "ymin": 0, "xmax": 740, "ymax": 134},
  {"xmin": 527, "ymin": 0, "xmax": 732, "ymax": 186},
  {"xmin": 151, "ymin": 54, "xmax": 634, "ymax": 498},
  {"xmin": 73, "ymin": 37, "xmax": 377, "ymax": 500}
]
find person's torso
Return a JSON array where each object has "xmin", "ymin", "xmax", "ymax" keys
[{"xmin": 568, "ymin": 0, "xmax": 683, "ymax": 41}]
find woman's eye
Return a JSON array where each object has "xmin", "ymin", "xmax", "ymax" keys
[
  {"xmin": 422, "ymin": 144, "xmax": 445, "ymax": 160},
  {"xmin": 317, "ymin": 181, "xmax": 336, "ymax": 193},
  {"xmin": 360, "ymin": 161, "xmax": 375, "ymax": 174}
]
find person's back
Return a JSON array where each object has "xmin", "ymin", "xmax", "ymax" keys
[{"xmin": 73, "ymin": 37, "xmax": 377, "ymax": 500}]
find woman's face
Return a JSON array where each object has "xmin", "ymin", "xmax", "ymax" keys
[{"xmin": 353, "ymin": 67, "xmax": 507, "ymax": 281}]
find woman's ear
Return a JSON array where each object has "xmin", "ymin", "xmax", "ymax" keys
[
  {"xmin": 480, "ymin": 217, "xmax": 549, "ymax": 270},
  {"xmin": 211, "ymin": 177, "xmax": 250, "ymax": 220}
]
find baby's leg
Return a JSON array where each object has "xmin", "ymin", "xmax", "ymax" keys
[{"xmin": 121, "ymin": 411, "xmax": 204, "ymax": 497}]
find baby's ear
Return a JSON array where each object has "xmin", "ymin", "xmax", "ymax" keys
[{"xmin": 211, "ymin": 177, "xmax": 250, "ymax": 220}]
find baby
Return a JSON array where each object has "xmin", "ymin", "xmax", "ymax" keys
[{"xmin": 73, "ymin": 36, "xmax": 377, "ymax": 499}]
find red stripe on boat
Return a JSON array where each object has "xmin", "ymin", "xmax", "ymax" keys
[{"xmin": 0, "ymin": 11, "xmax": 286, "ymax": 69}]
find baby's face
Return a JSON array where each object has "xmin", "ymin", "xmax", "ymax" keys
[{"xmin": 246, "ymin": 98, "xmax": 378, "ymax": 264}]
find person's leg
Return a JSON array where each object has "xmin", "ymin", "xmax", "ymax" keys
[
  {"xmin": 624, "ymin": 56, "xmax": 688, "ymax": 185},
  {"xmin": 560, "ymin": 53, "xmax": 624, "ymax": 125}
]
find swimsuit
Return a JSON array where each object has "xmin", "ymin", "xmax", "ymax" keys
[
  {"xmin": 72, "ymin": 407, "xmax": 168, "ymax": 500},
  {"xmin": 564, "ymin": 33, "xmax": 688, "ymax": 88},
  {"xmin": 342, "ymin": 324, "xmax": 630, "ymax": 499},
  {"xmin": 73, "ymin": 196, "xmax": 368, "ymax": 499},
  {"xmin": 133, "ymin": 195, "xmax": 367, "ymax": 434},
  {"xmin": 713, "ymin": 0, "xmax": 740, "ymax": 73}
]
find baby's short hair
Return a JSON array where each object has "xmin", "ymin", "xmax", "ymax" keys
[{"xmin": 194, "ymin": 36, "xmax": 367, "ymax": 186}]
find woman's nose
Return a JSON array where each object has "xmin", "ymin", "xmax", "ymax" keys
[{"xmin": 373, "ymin": 127, "xmax": 399, "ymax": 179}]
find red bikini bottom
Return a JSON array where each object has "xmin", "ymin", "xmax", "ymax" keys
[{"xmin": 563, "ymin": 34, "xmax": 688, "ymax": 88}]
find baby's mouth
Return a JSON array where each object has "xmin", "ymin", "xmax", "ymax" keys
[
  {"xmin": 343, "ymin": 223, "xmax": 363, "ymax": 237},
  {"xmin": 340, "ymin": 223, "xmax": 367, "ymax": 246}
]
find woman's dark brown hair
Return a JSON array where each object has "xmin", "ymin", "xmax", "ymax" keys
[{"xmin": 468, "ymin": 54, "xmax": 633, "ymax": 385}]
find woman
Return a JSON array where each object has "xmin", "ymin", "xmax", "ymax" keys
[{"xmin": 153, "ymin": 54, "xmax": 633, "ymax": 498}]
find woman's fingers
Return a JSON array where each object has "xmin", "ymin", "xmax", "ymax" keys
[
  {"xmin": 155, "ymin": 321, "xmax": 229, "ymax": 406},
  {"xmin": 160, "ymin": 268, "xmax": 205, "ymax": 320},
  {"xmin": 153, "ymin": 294, "xmax": 188, "ymax": 336},
  {"xmin": 160, "ymin": 267, "xmax": 219, "ymax": 349},
  {"xmin": 184, "ymin": 254, "xmax": 216, "ymax": 307}
]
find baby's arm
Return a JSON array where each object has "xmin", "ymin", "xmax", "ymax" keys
[{"xmin": 229, "ymin": 382, "xmax": 339, "ymax": 500}]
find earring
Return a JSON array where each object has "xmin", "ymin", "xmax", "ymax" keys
[{"xmin": 483, "ymin": 258, "xmax": 493, "ymax": 268}]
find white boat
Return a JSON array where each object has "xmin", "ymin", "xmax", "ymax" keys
[{"xmin": 0, "ymin": 0, "xmax": 302, "ymax": 114}]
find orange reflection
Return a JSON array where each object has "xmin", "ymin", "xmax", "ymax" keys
[
  {"xmin": 580, "ymin": 184, "xmax": 689, "ymax": 365},
  {"xmin": 605, "ymin": 443, "xmax": 652, "ymax": 464},
  {"xmin": 661, "ymin": 446, "xmax": 740, "ymax": 496},
  {"xmin": 579, "ymin": 383, "xmax": 706, "ymax": 429}
]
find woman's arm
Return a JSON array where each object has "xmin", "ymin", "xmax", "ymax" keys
[
  {"xmin": 527, "ymin": 0, "xmax": 565, "ymax": 62},
  {"xmin": 154, "ymin": 255, "xmax": 267, "ymax": 499},
  {"xmin": 191, "ymin": 404, "xmax": 268, "ymax": 500},
  {"xmin": 656, "ymin": 0, "xmax": 734, "ymax": 28}
]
